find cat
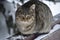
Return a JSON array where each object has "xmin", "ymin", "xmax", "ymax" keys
[
  {"xmin": 16, "ymin": 4, "xmax": 36, "ymax": 34},
  {"xmin": 15, "ymin": 0, "xmax": 53, "ymax": 35}
]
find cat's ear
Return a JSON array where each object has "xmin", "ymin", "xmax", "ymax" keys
[{"xmin": 30, "ymin": 4, "xmax": 35, "ymax": 10}]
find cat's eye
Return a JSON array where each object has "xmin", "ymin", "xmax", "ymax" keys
[{"xmin": 22, "ymin": 17, "xmax": 25, "ymax": 20}]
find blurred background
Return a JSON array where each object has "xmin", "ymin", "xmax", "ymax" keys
[{"xmin": 0, "ymin": 0, "xmax": 60, "ymax": 40}]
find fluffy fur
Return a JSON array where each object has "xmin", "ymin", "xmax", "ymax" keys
[{"xmin": 15, "ymin": 0, "xmax": 53, "ymax": 35}]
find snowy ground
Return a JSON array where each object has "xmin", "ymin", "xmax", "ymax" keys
[{"xmin": 0, "ymin": 0, "xmax": 60, "ymax": 40}]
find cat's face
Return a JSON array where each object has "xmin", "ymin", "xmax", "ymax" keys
[
  {"xmin": 16, "ymin": 4, "xmax": 35, "ymax": 22},
  {"xmin": 15, "ymin": 4, "xmax": 35, "ymax": 33}
]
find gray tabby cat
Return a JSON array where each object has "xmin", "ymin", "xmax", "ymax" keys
[{"xmin": 15, "ymin": 0, "xmax": 53, "ymax": 35}]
